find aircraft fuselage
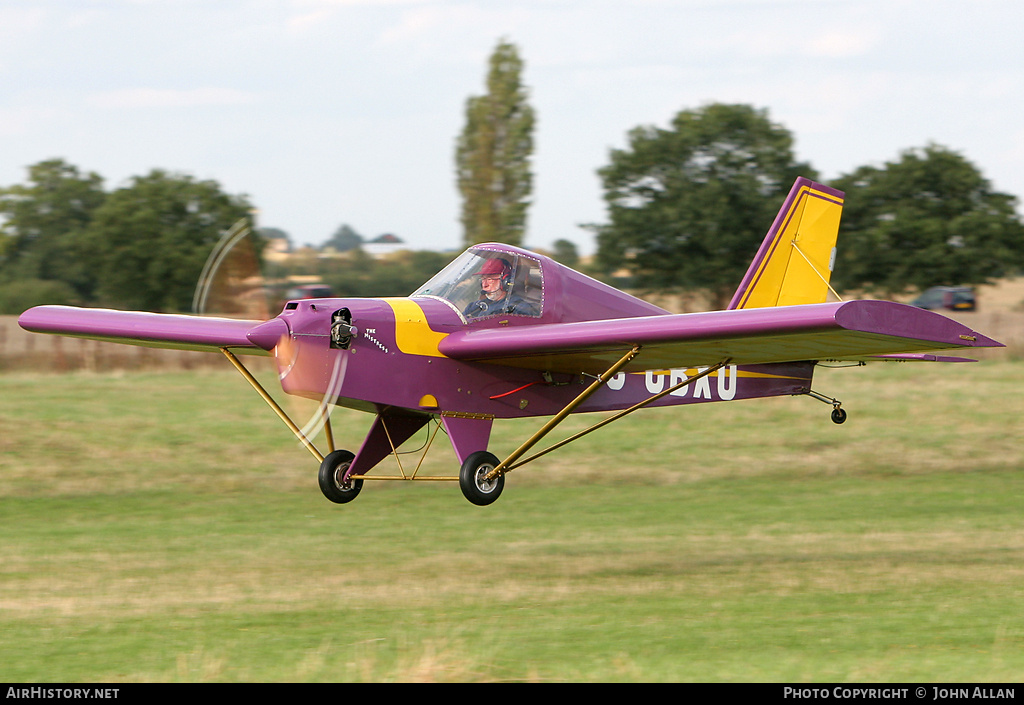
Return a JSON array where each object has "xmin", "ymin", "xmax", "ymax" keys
[{"xmin": 272, "ymin": 296, "xmax": 814, "ymax": 420}]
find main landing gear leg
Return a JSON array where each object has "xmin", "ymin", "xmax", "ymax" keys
[
  {"xmin": 220, "ymin": 347, "xmax": 326, "ymax": 461},
  {"xmin": 220, "ymin": 348, "xmax": 362, "ymax": 502}
]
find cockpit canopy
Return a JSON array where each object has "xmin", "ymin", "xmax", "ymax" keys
[{"xmin": 412, "ymin": 246, "xmax": 544, "ymax": 321}]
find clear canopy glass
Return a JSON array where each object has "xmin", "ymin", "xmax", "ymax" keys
[{"xmin": 412, "ymin": 247, "xmax": 543, "ymax": 320}]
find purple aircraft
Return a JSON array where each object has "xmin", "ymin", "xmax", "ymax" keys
[{"xmin": 19, "ymin": 178, "xmax": 1002, "ymax": 505}]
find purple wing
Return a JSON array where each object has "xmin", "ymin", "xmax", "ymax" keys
[
  {"xmin": 18, "ymin": 305, "xmax": 274, "ymax": 355},
  {"xmin": 438, "ymin": 300, "xmax": 1002, "ymax": 374}
]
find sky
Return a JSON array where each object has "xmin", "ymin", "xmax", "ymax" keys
[{"xmin": 2, "ymin": 0, "xmax": 1023, "ymax": 256}]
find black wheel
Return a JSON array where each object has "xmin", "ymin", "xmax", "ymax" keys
[
  {"xmin": 831, "ymin": 407, "xmax": 848, "ymax": 425},
  {"xmin": 459, "ymin": 451, "xmax": 504, "ymax": 506},
  {"xmin": 318, "ymin": 449, "xmax": 363, "ymax": 504}
]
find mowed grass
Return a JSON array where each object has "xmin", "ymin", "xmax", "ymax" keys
[{"xmin": 1, "ymin": 360, "xmax": 1023, "ymax": 682}]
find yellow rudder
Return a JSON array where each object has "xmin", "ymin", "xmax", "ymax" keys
[{"xmin": 728, "ymin": 178, "xmax": 845, "ymax": 310}]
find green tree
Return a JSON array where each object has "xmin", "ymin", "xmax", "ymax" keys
[
  {"xmin": 0, "ymin": 159, "xmax": 107, "ymax": 302},
  {"xmin": 320, "ymin": 249, "xmax": 453, "ymax": 298},
  {"xmin": 551, "ymin": 238, "xmax": 580, "ymax": 268},
  {"xmin": 831, "ymin": 144, "xmax": 1024, "ymax": 295},
  {"xmin": 81, "ymin": 170, "xmax": 253, "ymax": 311},
  {"xmin": 455, "ymin": 39, "xmax": 535, "ymax": 247},
  {"xmin": 593, "ymin": 104, "xmax": 815, "ymax": 307},
  {"xmin": 324, "ymin": 224, "xmax": 363, "ymax": 252},
  {"xmin": 0, "ymin": 278, "xmax": 78, "ymax": 315}
]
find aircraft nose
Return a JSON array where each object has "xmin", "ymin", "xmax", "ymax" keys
[{"xmin": 246, "ymin": 317, "xmax": 291, "ymax": 351}]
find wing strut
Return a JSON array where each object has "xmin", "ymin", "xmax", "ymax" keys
[
  {"xmin": 487, "ymin": 346, "xmax": 642, "ymax": 480},
  {"xmin": 504, "ymin": 359, "xmax": 731, "ymax": 474}
]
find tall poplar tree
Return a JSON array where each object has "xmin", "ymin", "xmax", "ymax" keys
[{"xmin": 455, "ymin": 39, "xmax": 535, "ymax": 247}]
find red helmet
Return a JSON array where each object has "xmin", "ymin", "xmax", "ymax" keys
[{"xmin": 479, "ymin": 258, "xmax": 512, "ymax": 278}]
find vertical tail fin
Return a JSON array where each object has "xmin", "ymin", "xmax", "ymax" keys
[{"xmin": 727, "ymin": 177, "xmax": 845, "ymax": 310}]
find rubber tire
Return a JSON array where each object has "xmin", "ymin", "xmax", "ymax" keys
[
  {"xmin": 831, "ymin": 408, "xmax": 848, "ymax": 425},
  {"xmin": 459, "ymin": 451, "xmax": 505, "ymax": 506},
  {"xmin": 318, "ymin": 449, "xmax": 363, "ymax": 504}
]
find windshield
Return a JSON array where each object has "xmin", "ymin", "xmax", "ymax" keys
[{"xmin": 412, "ymin": 248, "xmax": 543, "ymax": 320}]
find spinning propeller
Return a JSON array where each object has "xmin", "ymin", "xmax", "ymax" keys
[{"xmin": 191, "ymin": 220, "xmax": 344, "ymax": 455}]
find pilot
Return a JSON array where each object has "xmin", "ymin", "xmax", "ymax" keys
[{"xmin": 463, "ymin": 257, "xmax": 538, "ymax": 318}]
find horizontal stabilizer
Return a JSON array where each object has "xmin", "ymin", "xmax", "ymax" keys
[{"xmin": 867, "ymin": 353, "xmax": 978, "ymax": 363}]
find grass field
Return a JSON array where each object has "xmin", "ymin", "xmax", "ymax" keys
[{"xmin": 1, "ymin": 360, "xmax": 1023, "ymax": 682}]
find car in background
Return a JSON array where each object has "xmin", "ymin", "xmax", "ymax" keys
[{"xmin": 910, "ymin": 286, "xmax": 976, "ymax": 311}]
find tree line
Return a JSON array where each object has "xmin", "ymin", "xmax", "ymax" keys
[
  {"xmin": 0, "ymin": 161, "xmax": 255, "ymax": 314},
  {"xmin": 3, "ymin": 40, "xmax": 1022, "ymax": 315},
  {"xmin": 0, "ymin": 161, "xmax": 458, "ymax": 315},
  {"xmin": 591, "ymin": 103, "xmax": 1024, "ymax": 308}
]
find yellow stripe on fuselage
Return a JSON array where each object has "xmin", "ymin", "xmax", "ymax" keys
[{"xmin": 382, "ymin": 298, "xmax": 449, "ymax": 357}]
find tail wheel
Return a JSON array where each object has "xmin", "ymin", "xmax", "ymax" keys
[
  {"xmin": 318, "ymin": 449, "xmax": 363, "ymax": 504},
  {"xmin": 459, "ymin": 451, "xmax": 504, "ymax": 506}
]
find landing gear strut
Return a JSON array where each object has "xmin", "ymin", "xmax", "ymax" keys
[{"xmin": 807, "ymin": 389, "xmax": 847, "ymax": 425}]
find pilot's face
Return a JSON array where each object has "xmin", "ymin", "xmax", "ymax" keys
[{"xmin": 480, "ymin": 273, "xmax": 505, "ymax": 298}]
